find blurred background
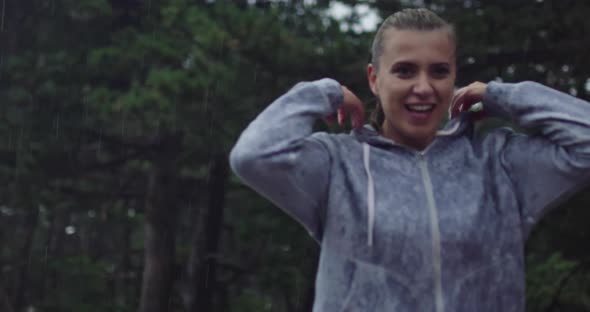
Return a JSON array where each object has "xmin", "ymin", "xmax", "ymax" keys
[{"xmin": 1, "ymin": 0, "xmax": 590, "ymax": 311}]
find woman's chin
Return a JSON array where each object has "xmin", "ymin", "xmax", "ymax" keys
[
  {"xmin": 383, "ymin": 120, "xmax": 438, "ymax": 149},
  {"xmin": 406, "ymin": 123, "xmax": 437, "ymax": 138}
]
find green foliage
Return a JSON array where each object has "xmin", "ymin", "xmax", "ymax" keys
[
  {"xmin": 43, "ymin": 256, "xmax": 113, "ymax": 312},
  {"xmin": 229, "ymin": 288, "xmax": 274, "ymax": 312},
  {"xmin": 1, "ymin": 1, "xmax": 590, "ymax": 311},
  {"xmin": 526, "ymin": 253, "xmax": 578, "ymax": 310}
]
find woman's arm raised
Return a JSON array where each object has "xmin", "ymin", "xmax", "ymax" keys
[
  {"xmin": 454, "ymin": 81, "xmax": 590, "ymax": 235},
  {"xmin": 229, "ymin": 78, "xmax": 364, "ymax": 242}
]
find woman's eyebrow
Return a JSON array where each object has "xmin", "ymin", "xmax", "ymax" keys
[
  {"xmin": 431, "ymin": 62, "xmax": 451, "ymax": 67},
  {"xmin": 390, "ymin": 61, "xmax": 417, "ymax": 68}
]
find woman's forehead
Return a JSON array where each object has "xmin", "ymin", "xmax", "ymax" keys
[{"xmin": 381, "ymin": 29, "xmax": 455, "ymax": 61}]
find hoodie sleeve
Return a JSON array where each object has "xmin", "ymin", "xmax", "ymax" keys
[
  {"xmin": 483, "ymin": 81, "xmax": 590, "ymax": 234},
  {"xmin": 229, "ymin": 78, "xmax": 344, "ymax": 242}
]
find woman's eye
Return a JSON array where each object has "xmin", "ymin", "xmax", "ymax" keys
[
  {"xmin": 432, "ymin": 66, "xmax": 450, "ymax": 78},
  {"xmin": 393, "ymin": 66, "xmax": 414, "ymax": 78}
]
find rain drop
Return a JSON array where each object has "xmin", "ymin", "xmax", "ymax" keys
[
  {"xmin": 0, "ymin": 205, "xmax": 14, "ymax": 216},
  {"xmin": 254, "ymin": 67, "xmax": 258, "ymax": 83},
  {"xmin": 535, "ymin": 64, "xmax": 546, "ymax": 73},
  {"xmin": 183, "ymin": 54, "xmax": 194, "ymax": 69},
  {"xmin": 561, "ymin": 65, "xmax": 570, "ymax": 73},
  {"xmin": 507, "ymin": 65, "xmax": 515, "ymax": 75},
  {"xmin": 65, "ymin": 225, "xmax": 76, "ymax": 235},
  {"xmin": 569, "ymin": 87, "xmax": 577, "ymax": 96},
  {"xmin": 54, "ymin": 115, "xmax": 60, "ymax": 138}
]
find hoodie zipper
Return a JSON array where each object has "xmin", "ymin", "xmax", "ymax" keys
[{"xmin": 417, "ymin": 153, "xmax": 444, "ymax": 312}]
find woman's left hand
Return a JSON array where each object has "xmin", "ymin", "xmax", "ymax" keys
[{"xmin": 450, "ymin": 81, "xmax": 488, "ymax": 119}]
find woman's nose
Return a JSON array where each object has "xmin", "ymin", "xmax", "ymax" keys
[{"xmin": 412, "ymin": 74, "xmax": 434, "ymax": 97}]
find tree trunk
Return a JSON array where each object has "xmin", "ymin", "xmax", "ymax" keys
[
  {"xmin": 138, "ymin": 134, "xmax": 181, "ymax": 312},
  {"xmin": 120, "ymin": 201, "xmax": 133, "ymax": 308},
  {"xmin": 184, "ymin": 152, "xmax": 229, "ymax": 312},
  {"xmin": 0, "ymin": 280, "xmax": 14, "ymax": 312},
  {"xmin": 12, "ymin": 203, "xmax": 39, "ymax": 311}
]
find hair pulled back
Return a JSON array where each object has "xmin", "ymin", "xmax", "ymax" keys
[{"xmin": 369, "ymin": 8, "xmax": 456, "ymax": 131}]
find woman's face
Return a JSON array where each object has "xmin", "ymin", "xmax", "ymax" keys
[{"xmin": 368, "ymin": 28, "xmax": 456, "ymax": 150}]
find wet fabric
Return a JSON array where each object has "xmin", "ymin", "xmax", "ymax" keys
[{"xmin": 230, "ymin": 78, "xmax": 590, "ymax": 312}]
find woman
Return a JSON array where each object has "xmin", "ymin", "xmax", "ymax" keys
[{"xmin": 230, "ymin": 8, "xmax": 590, "ymax": 312}]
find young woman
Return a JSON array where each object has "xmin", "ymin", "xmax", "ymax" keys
[{"xmin": 230, "ymin": 8, "xmax": 590, "ymax": 312}]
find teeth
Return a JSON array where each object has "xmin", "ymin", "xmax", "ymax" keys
[{"xmin": 406, "ymin": 105, "xmax": 434, "ymax": 112}]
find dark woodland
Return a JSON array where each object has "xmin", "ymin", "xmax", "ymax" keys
[{"xmin": 1, "ymin": 0, "xmax": 590, "ymax": 311}]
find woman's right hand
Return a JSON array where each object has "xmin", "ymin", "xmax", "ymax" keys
[{"xmin": 325, "ymin": 86, "xmax": 366, "ymax": 129}]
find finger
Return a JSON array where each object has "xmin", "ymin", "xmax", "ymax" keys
[
  {"xmin": 451, "ymin": 90, "xmax": 463, "ymax": 118},
  {"xmin": 351, "ymin": 117, "xmax": 358, "ymax": 129},
  {"xmin": 337, "ymin": 108, "xmax": 345, "ymax": 126},
  {"xmin": 451, "ymin": 90, "xmax": 465, "ymax": 118},
  {"xmin": 454, "ymin": 88, "xmax": 477, "ymax": 117},
  {"xmin": 352, "ymin": 112, "xmax": 362, "ymax": 129},
  {"xmin": 450, "ymin": 89, "xmax": 460, "ymax": 110},
  {"xmin": 459, "ymin": 91, "xmax": 479, "ymax": 113},
  {"xmin": 448, "ymin": 97, "xmax": 455, "ymax": 119}
]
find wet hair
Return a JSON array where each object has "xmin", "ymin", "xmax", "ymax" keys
[{"xmin": 369, "ymin": 8, "xmax": 456, "ymax": 131}]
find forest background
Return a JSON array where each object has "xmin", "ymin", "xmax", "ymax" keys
[{"xmin": 1, "ymin": 0, "xmax": 590, "ymax": 311}]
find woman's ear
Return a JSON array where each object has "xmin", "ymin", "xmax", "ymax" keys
[{"xmin": 367, "ymin": 63, "xmax": 378, "ymax": 96}]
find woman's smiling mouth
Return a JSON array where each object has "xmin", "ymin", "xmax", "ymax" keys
[
  {"xmin": 405, "ymin": 103, "xmax": 435, "ymax": 112},
  {"xmin": 405, "ymin": 103, "xmax": 436, "ymax": 123}
]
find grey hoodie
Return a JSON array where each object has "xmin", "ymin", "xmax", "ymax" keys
[{"xmin": 229, "ymin": 78, "xmax": 590, "ymax": 312}]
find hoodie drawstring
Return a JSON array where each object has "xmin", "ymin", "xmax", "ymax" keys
[{"xmin": 363, "ymin": 143, "xmax": 375, "ymax": 247}]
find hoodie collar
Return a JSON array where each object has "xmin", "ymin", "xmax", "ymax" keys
[{"xmin": 351, "ymin": 113, "xmax": 470, "ymax": 149}]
